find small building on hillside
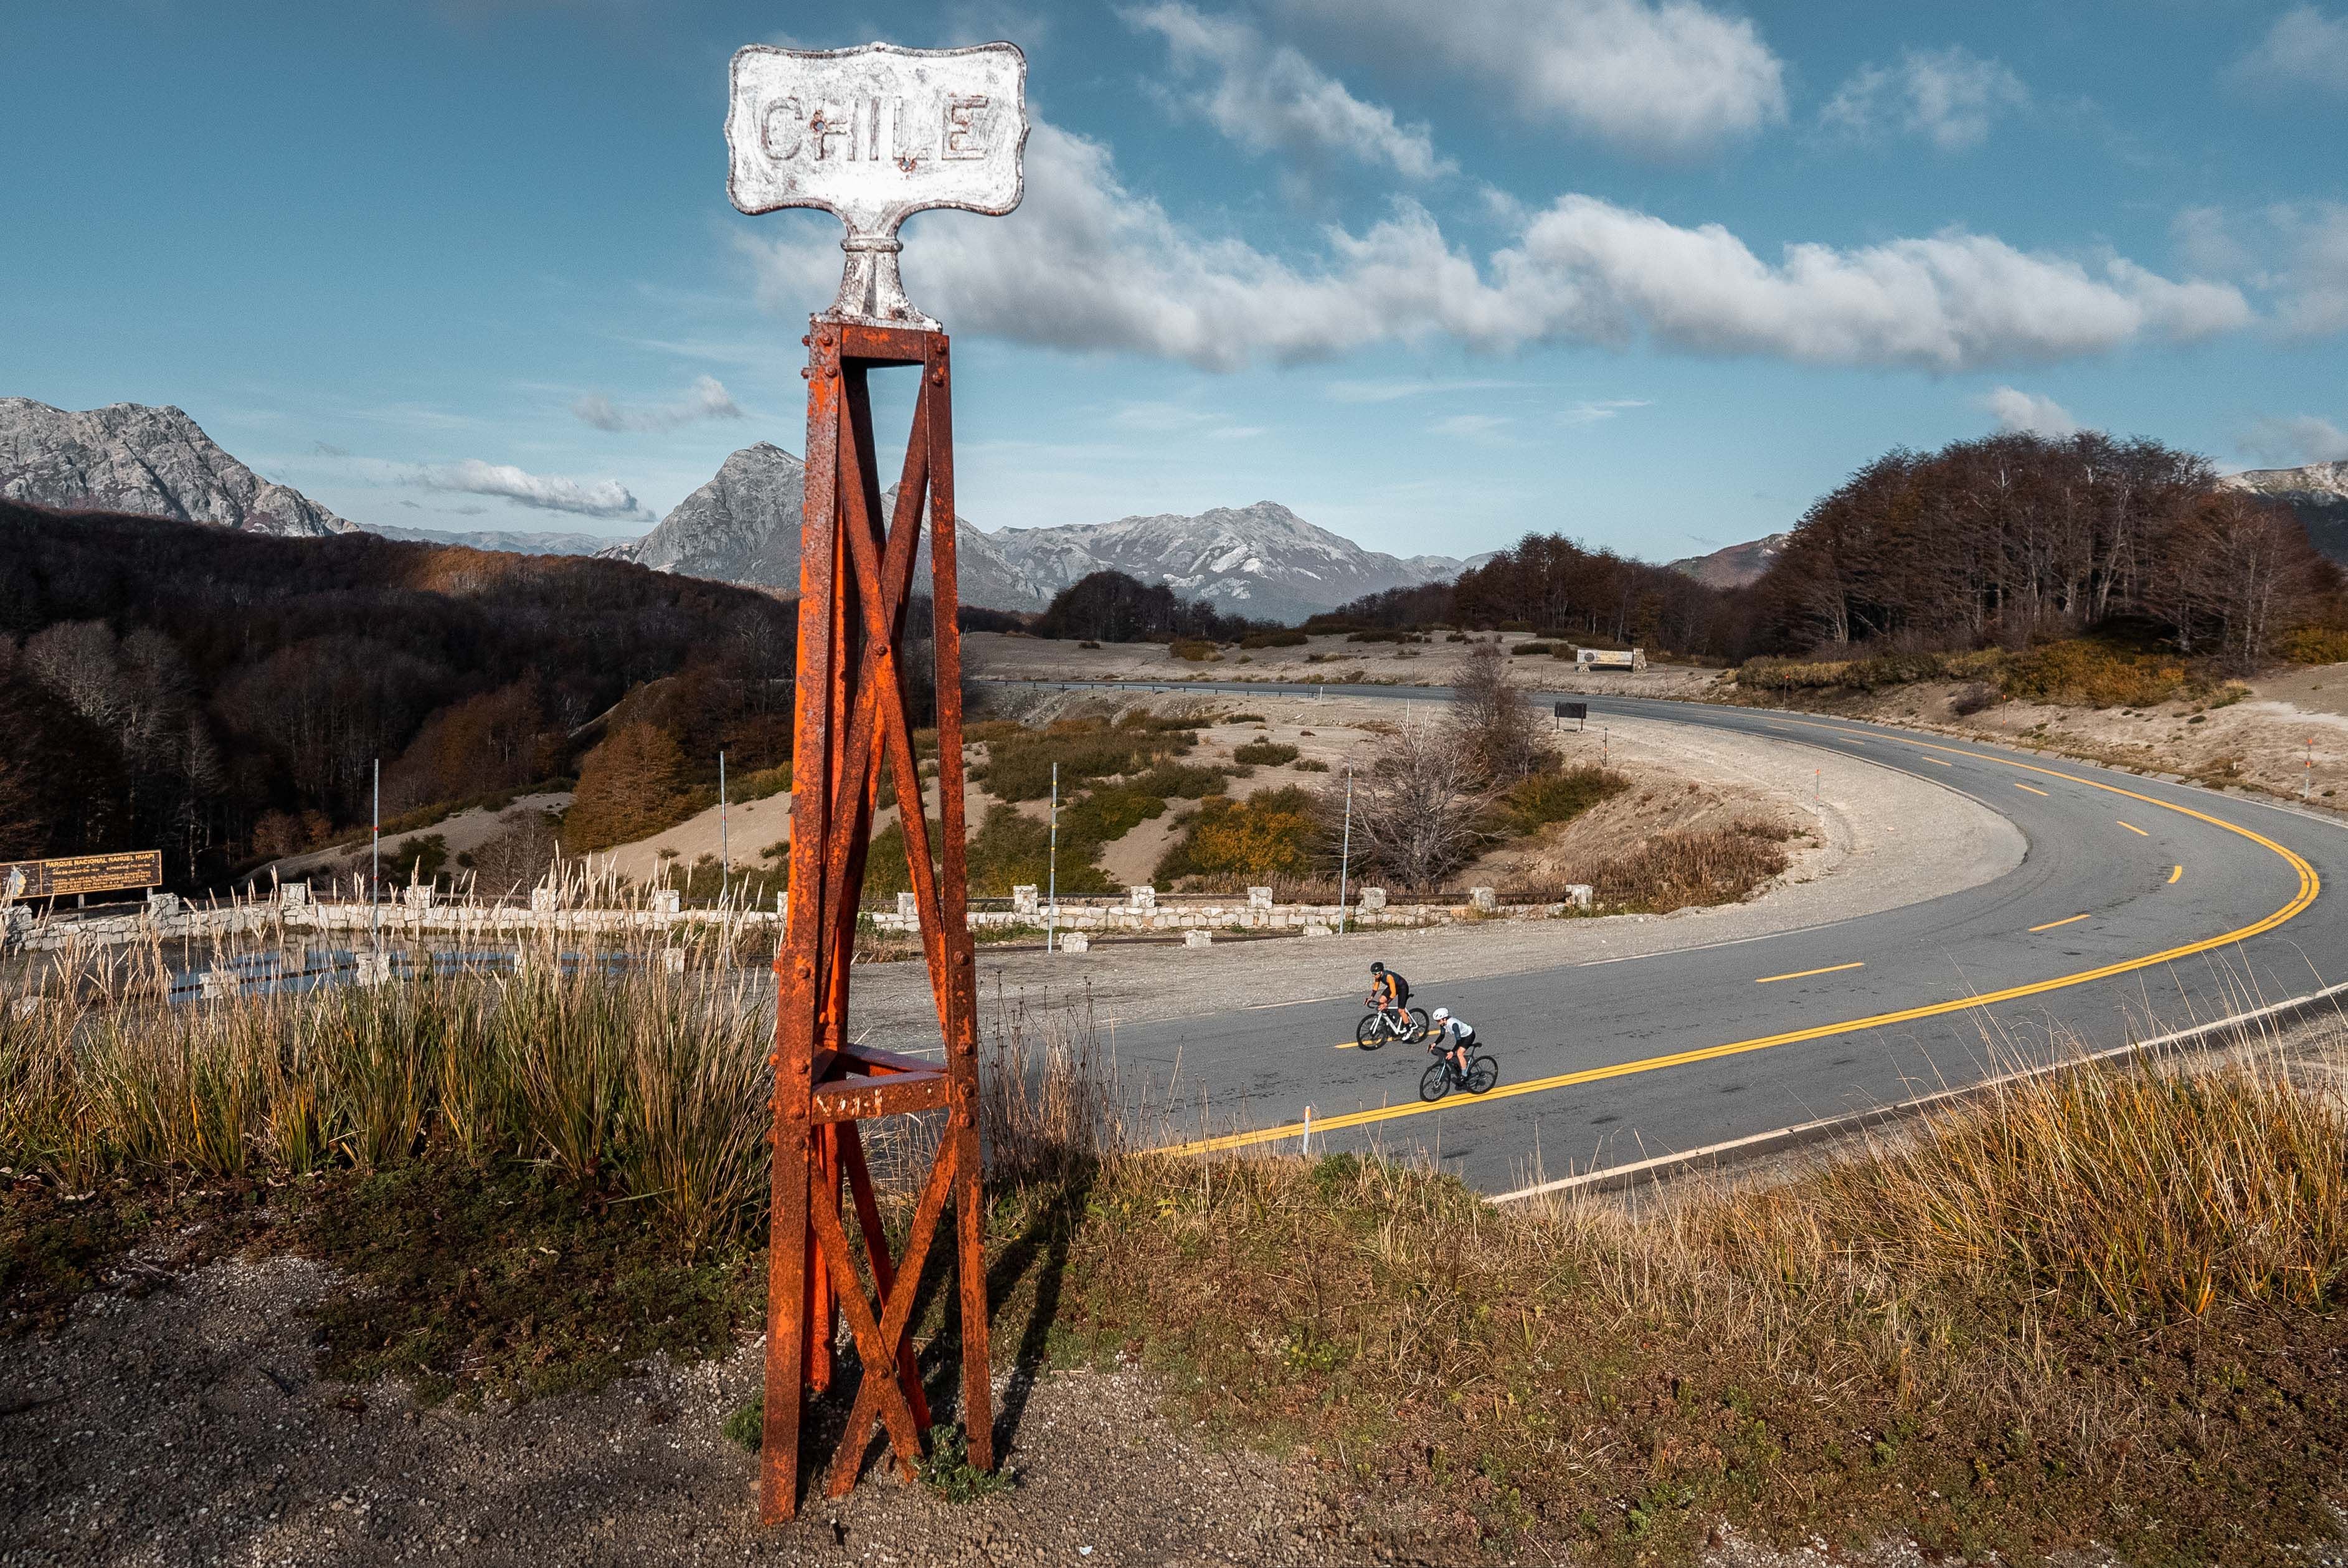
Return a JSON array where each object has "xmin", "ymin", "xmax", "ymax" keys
[{"xmin": 1573, "ymin": 646, "xmax": 1647, "ymax": 671}]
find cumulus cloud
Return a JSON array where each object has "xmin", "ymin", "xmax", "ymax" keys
[
  {"xmin": 1272, "ymin": 0, "xmax": 1786, "ymax": 158},
  {"xmin": 746, "ymin": 119, "xmax": 2251, "ymax": 373},
  {"xmin": 572, "ymin": 375, "xmax": 744, "ymax": 433},
  {"xmin": 2232, "ymin": 6, "xmax": 2348, "ymax": 97},
  {"xmin": 1822, "ymin": 45, "xmax": 2028, "ymax": 151},
  {"xmin": 414, "ymin": 460, "xmax": 650, "ymax": 519},
  {"xmin": 1125, "ymin": 3, "xmax": 1449, "ymax": 178},
  {"xmin": 1981, "ymin": 387, "xmax": 2080, "ymax": 437},
  {"xmin": 2241, "ymin": 414, "xmax": 2348, "ymax": 466}
]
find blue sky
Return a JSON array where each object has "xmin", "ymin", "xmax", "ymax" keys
[{"xmin": 2, "ymin": 1, "xmax": 2344, "ymax": 564}]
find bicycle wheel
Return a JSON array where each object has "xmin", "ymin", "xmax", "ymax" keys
[
  {"xmin": 1355, "ymin": 1013, "xmax": 1386, "ymax": 1051},
  {"xmin": 1465, "ymin": 1056, "xmax": 1499, "ymax": 1095},
  {"xmin": 1418, "ymin": 1059, "xmax": 1452, "ymax": 1103},
  {"xmin": 1405, "ymin": 1007, "xmax": 1430, "ymax": 1044}
]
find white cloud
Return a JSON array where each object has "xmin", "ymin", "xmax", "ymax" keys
[
  {"xmin": 1125, "ymin": 3, "xmax": 1449, "ymax": 179},
  {"xmin": 1110, "ymin": 400, "xmax": 1265, "ymax": 439},
  {"xmin": 414, "ymin": 460, "xmax": 650, "ymax": 519},
  {"xmin": 1980, "ymin": 386, "xmax": 2080, "ymax": 438},
  {"xmin": 744, "ymin": 119, "xmax": 2251, "ymax": 373},
  {"xmin": 1323, "ymin": 377, "xmax": 1527, "ymax": 403},
  {"xmin": 1431, "ymin": 412, "xmax": 1515, "ymax": 445},
  {"xmin": 1272, "ymin": 0, "xmax": 1787, "ymax": 158},
  {"xmin": 1822, "ymin": 45, "xmax": 2028, "ymax": 151},
  {"xmin": 572, "ymin": 374, "xmax": 744, "ymax": 433},
  {"xmin": 2232, "ymin": 6, "xmax": 2348, "ymax": 97},
  {"xmin": 1560, "ymin": 397, "xmax": 1653, "ymax": 425},
  {"xmin": 2241, "ymin": 414, "xmax": 2348, "ymax": 466},
  {"xmin": 2164, "ymin": 202, "xmax": 2348, "ymax": 338}
]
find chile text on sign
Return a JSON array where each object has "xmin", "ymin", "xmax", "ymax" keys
[{"xmin": 726, "ymin": 40, "xmax": 1027, "ymax": 328}]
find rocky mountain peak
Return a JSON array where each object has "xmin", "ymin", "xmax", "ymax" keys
[{"xmin": 0, "ymin": 397, "xmax": 356, "ymax": 537}]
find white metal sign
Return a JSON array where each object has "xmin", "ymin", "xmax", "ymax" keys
[{"xmin": 727, "ymin": 40, "xmax": 1027, "ymax": 328}]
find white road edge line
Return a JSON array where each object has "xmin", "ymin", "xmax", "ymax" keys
[{"xmin": 1490, "ymin": 978, "xmax": 2348, "ymax": 1204}]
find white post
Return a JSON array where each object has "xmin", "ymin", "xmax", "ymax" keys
[
  {"xmin": 1302, "ymin": 1105, "xmax": 1312, "ymax": 1157},
  {"xmin": 370, "ymin": 757, "xmax": 380, "ymax": 952},
  {"xmin": 1337, "ymin": 765, "xmax": 1354, "ymax": 935},
  {"xmin": 719, "ymin": 750, "xmax": 729, "ymax": 904},
  {"xmin": 1046, "ymin": 761, "xmax": 1059, "ymax": 955}
]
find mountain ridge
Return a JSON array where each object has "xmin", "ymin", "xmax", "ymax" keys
[
  {"xmin": 0, "ymin": 398, "xmax": 357, "ymax": 538},
  {"xmin": 2220, "ymin": 461, "xmax": 2348, "ymax": 565},
  {"xmin": 604, "ymin": 447, "xmax": 1475, "ymax": 622}
]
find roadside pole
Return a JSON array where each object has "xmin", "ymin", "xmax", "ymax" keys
[
  {"xmin": 719, "ymin": 750, "xmax": 729, "ymax": 905},
  {"xmin": 370, "ymin": 758, "xmax": 380, "ymax": 953},
  {"xmin": 1337, "ymin": 765, "xmax": 1354, "ymax": 935},
  {"xmin": 1046, "ymin": 762, "xmax": 1059, "ymax": 954}
]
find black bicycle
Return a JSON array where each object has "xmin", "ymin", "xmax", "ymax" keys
[
  {"xmin": 1419, "ymin": 1048, "xmax": 1499, "ymax": 1102},
  {"xmin": 1355, "ymin": 1000, "xmax": 1430, "ymax": 1051}
]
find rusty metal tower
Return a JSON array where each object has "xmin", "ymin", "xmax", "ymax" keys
[{"xmin": 724, "ymin": 40, "xmax": 1028, "ymax": 1522}]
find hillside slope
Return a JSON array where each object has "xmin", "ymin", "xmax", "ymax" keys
[{"xmin": 0, "ymin": 399, "xmax": 357, "ymax": 537}]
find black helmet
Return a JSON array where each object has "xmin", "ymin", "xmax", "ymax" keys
[{"xmin": 1370, "ymin": 961, "xmax": 1385, "ymax": 974}]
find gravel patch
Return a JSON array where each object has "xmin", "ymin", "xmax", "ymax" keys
[{"xmin": 0, "ymin": 1255, "xmax": 1418, "ymax": 1567}]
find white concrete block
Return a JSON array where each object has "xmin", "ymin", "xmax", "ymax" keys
[
  {"xmin": 1057, "ymin": 931, "xmax": 1090, "ymax": 954},
  {"xmin": 1561, "ymin": 884, "xmax": 1593, "ymax": 910},
  {"xmin": 1012, "ymin": 884, "xmax": 1039, "ymax": 916},
  {"xmin": 1247, "ymin": 886, "xmax": 1274, "ymax": 910},
  {"xmin": 146, "ymin": 892, "xmax": 181, "ymax": 920},
  {"xmin": 1358, "ymin": 887, "xmax": 1386, "ymax": 912},
  {"xmin": 1470, "ymin": 886, "xmax": 1497, "ymax": 913},
  {"xmin": 531, "ymin": 886, "xmax": 559, "ymax": 913},
  {"xmin": 1302, "ymin": 921, "xmax": 1333, "ymax": 937},
  {"xmin": 404, "ymin": 884, "xmax": 435, "ymax": 913},
  {"xmin": 650, "ymin": 889, "xmax": 681, "ymax": 915},
  {"xmin": 1185, "ymin": 929, "xmax": 1212, "ymax": 948},
  {"xmin": 897, "ymin": 891, "xmax": 919, "ymax": 923},
  {"xmin": 662, "ymin": 948, "xmax": 687, "ymax": 974},
  {"xmin": 279, "ymin": 882, "xmax": 311, "ymax": 909},
  {"xmin": 1128, "ymin": 885, "xmax": 1156, "ymax": 911},
  {"xmin": 354, "ymin": 951, "xmax": 392, "ymax": 987}
]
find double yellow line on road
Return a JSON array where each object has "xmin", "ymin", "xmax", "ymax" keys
[{"xmin": 1162, "ymin": 730, "xmax": 2318, "ymax": 1158}]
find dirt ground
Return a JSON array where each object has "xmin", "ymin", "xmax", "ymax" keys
[{"xmin": 0, "ymin": 1251, "xmax": 1413, "ymax": 1568}]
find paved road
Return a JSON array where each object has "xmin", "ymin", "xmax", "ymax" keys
[{"xmin": 1013, "ymin": 678, "xmax": 2344, "ymax": 1193}]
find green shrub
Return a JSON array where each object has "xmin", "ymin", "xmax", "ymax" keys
[
  {"xmin": 980, "ymin": 722, "xmax": 1196, "ymax": 802},
  {"xmin": 1502, "ymin": 766, "xmax": 1629, "ymax": 835},
  {"xmin": 1170, "ymin": 638, "xmax": 1219, "ymax": 661},
  {"xmin": 2000, "ymin": 641, "xmax": 2190, "ymax": 708},
  {"xmin": 1294, "ymin": 758, "xmax": 1330, "ymax": 773},
  {"xmin": 964, "ymin": 805, "xmax": 1114, "ymax": 896},
  {"xmin": 1240, "ymin": 630, "xmax": 1308, "ymax": 649},
  {"xmin": 1130, "ymin": 760, "xmax": 1231, "ymax": 798},
  {"xmin": 1155, "ymin": 786, "xmax": 1322, "ymax": 883},
  {"xmin": 1233, "ymin": 739, "xmax": 1300, "ymax": 766},
  {"xmin": 1511, "ymin": 642, "xmax": 1557, "ymax": 657},
  {"xmin": 1061, "ymin": 783, "xmax": 1167, "ymax": 846}
]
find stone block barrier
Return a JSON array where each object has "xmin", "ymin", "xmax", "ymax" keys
[{"xmin": 1, "ymin": 880, "xmax": 1601, "ymax": 958}]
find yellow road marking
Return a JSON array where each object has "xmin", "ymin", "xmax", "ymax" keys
[
  {"xmin": 2015, "ymin": 782, "xmax": 2050, "ymax": 796},
  {"xmin": 2169, "ymin": 864, "xmax": 2183, "ymax": 884},
  {"xmin": 2116, "ymin": 819, "xmax": 2148, "ymax": 836},
  {"xmin": 2029, "ymin": 913, "xmax": 2091, "ymax": 932},
  {"xmin": 1755, "ymin": 961, "xmax": 1864, "ymax": 984},
  {"xmin": 1915, "ymin": 755, "xmax": 1953, "ymax": 767},
  {"xmin": 1160, "ymin": 729, "xmax": 2319, "ymax": 1159}
]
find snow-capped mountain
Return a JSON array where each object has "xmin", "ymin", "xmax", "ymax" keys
[
  {"xmin": 986, "ymin": 502, "xmax": 1469, "ymax": 623},
  {"xmin": 370, "ymin": 523, "xmax": 612, "ymax": 555},
  {"xmin": 0, "ymin": 399, "xmax": 357, "ymax": 537},
  {"xmin": 2222, "ymin": 462, "xmax": 2348, "ymax": 564},
  {"xmin": 600, "ymin": 449, "xmax": 1474, "ymax": 621}
]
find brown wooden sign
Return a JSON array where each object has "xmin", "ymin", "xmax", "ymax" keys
[{"xmin": 0, "ymin": 851, "xmax": 163, "ymax": 900}]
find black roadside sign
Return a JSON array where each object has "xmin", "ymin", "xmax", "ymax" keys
[{"xmin": 1, "ymin": 850, "xmax": 164, "ymax": 900}]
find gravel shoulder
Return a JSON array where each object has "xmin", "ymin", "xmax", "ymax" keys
[{"xmin": 0, "ymin": 1254, "xmax": 1399, "ymax": 1568}]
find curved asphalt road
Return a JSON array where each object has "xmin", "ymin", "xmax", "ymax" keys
[{"xmin": 1010, "ymin": 679, "xmax": 2346, "ymax": 1193}]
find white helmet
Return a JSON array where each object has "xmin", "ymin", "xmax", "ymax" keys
[{"xmin": 1432, "ymin": 1007, "xmax": 1450, "ymax": 1022}]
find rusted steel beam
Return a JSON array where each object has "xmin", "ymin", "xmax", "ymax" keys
[
  {"xmin": 760, "ymin": 324, "xmax": 994, "ymax": 1526},
  {"xmin": 823, "ymin": 1137, "xmax": 960, "ymax": 1497},
  {"xmin": 812, "ymin": 1071, "xmax": 951, "ymax": 1123}
]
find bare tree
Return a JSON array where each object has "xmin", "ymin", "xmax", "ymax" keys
[
  {"xmin": 1451, "ymin": 640, "xmax": 1550, "ymax": 783},
  {"xmin": 1328, "ymin": 724, "xmax": 1494, "ymax": 889}
]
